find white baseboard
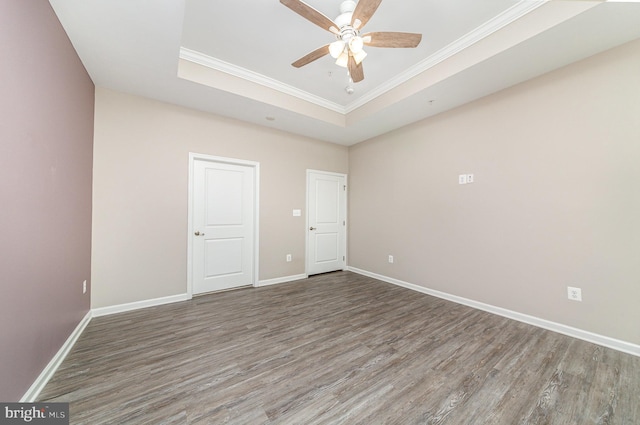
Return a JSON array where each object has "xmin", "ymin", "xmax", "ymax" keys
[
  {"xmin": 257, "ymin": 274, "xmax": 308, "ymax": 287},
  {"xmin": 92, "ymin": 293, "xmax": 191, "ymax": 317},
  {"xmin": 21, "ymin": 311, "xmax": 92, "ymax": 402},
  {"xmin": 348, "ymin": 267, "xmax": 640, "ymax": 357},
  {"xmin": 20, "ymin": 276, "xmax": 311, "ymax": 402}
]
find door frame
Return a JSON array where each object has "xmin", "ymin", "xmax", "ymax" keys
[
  {"xmin": 187, "ymin": 152, "xmax": 260, "ymax": 297},
  {"xmin": 305, "ymin": 169, "xmax": 348, "ymax": 276}
]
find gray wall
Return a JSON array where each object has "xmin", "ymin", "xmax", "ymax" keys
[
  {"xmin": 349, "ymin": 39, "xmax": 640, "ymax": 345},
  {"xmin": 0, "ymin": 1, "xmax": 94, "ymax": 400}
]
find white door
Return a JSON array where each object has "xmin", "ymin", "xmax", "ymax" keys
[
  {"xmin": 307, "ymin": 170, "xmax": 346, "ymax": 275},
  {"xmin": 192, "ymin": 158, "xmax": 256, "ymax": 294}
]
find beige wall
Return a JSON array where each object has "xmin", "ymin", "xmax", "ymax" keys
[
  {"xmin": 349, "ymin": 39, "xmax": 640, "ymax": 345},
  {"xmin": 92, "ymin": 88, "xmax": 348, "ymax": 308},
  {"xmin": 94, "ymin": 39, "xmax": 639, "ymax": 345}
]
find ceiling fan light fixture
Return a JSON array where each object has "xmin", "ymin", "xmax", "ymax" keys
[
  {"xmin": 348, "ymin": 36, "xmax": 364, "ymax": 53},
  {"xmin": 329, "ymin": 40, "xmax": 346, "ymax": 59},
  {"xmin": 335, "ymin": 51, "xmax": 349, "ymax": 68},
  {"xmin": 353, "ymin": 49, "xmax": 367, "ymax": 65}
]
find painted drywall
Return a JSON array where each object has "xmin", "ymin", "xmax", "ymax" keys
[
  {"xmin": 0, "ymin": 1, "xmax": 94, "ymax": 400},
  {"xmin": 348, "ymin": 39, "xmax": 640, "ymax": 345},
  {"xmin": 92, "ymin": 88, "xmax": 348, "ymax": 308}
]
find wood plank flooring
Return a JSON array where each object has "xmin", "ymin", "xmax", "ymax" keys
[{"xmin": 38, "ymin": 271, "xmax": 640, "ymax": 424}]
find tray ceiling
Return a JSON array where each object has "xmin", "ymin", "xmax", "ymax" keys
[{"xmin": 50, "ymin": 0, "xmax": 640, "ymax": 145}]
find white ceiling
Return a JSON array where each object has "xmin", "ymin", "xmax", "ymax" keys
[{"xmin": 49, "ymin": 0, "xmax": 640, "ymax": 146}]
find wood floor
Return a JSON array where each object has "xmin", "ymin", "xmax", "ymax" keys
[{"xmin": 39, "ymin": 271, "xmax": 640, "ymax": 424}]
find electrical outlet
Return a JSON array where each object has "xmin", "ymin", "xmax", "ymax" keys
[
  {"xmin": 83, "ymin": 280, "xmax": 87, "ymax": 294},
  {"xmin": 467, "ymin": 174, "xmax": 474, "ymax": 183},
  {"xmin": 567, "ymin": 286, "xmax": 582, "ymax": 301},
  {"xmin": 286, "ymin": 254, "xmax": 292, "ymax": 262},
  {"xmin": 388, "ymin": 255, "xmax": 394, "ymax": 264}
]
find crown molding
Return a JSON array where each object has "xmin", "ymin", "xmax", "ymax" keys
[
  {"xmin": 344, "ymin": 0, "xmax": 547, "ymax": 112},
  {"xmin": 180, "ymin": 1, "xmax": 546, "ymax": 118},
  {"xmin": 179, "ymin": 47, "xmax": 346, "ymax": 114}
]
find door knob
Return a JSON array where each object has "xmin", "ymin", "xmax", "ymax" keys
[
  {"xmin": 309, "ymin": 227, "xmax": 316, "ymax": 231},
  {"xmin": 195, "ymin": 231, "xmax": 205, "ymax": 236}
]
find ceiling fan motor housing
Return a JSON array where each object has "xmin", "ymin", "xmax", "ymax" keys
[{"xmin": 335, "ymin": 0, "xmax": 357, "ymax": 30}]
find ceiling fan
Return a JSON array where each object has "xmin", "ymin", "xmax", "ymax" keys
[{"xmin": 280, "ymin": 0, "xmax": 422, "ymax": 83}]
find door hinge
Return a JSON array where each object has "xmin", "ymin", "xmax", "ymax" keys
[
  {"xmin": 343, "ymin": 185, "xmax": 347, "ymax": 191},
  {"xmin": 343, "ymin": 256, "xmax": 345, "ymax": 261},
  {"xmin": 343, "ymin": 220, "xmax": 345, "ymax": 226}
]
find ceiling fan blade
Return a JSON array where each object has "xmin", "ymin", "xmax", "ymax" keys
[
  {"xmin": 362, "ymin": 32, "xmax": 422, "ymax": 48},
  {"xmin": 280, "ymin": 0, "xmax": 339, "ymax": 34},
  {"xmin": 292, "ymin": 45, "xmax": 330, "ymax": 68},
  {"xmin": 351, "ymin": 0, "xmax": 382, "ymax": 30},
  {"xmin": 348, "ymin": 54, "xmax": 364, "ymax": 83}
]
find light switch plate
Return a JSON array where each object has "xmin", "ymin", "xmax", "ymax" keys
[
  {"xmin": 458, "ymin": 174, "xmax": 468, "ymax": 185},
  {"xmin": 292, "ymin": 209, "xmax": 301, "ymax": 216}
]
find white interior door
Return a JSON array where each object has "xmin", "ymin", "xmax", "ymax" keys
[
  {"xmin": 307, "ymin": 170, "xmax": 346, "ymax": 275},
  {"xmin": 192, "ymin": 158, "xmax": 256, "ymax": 294}
]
